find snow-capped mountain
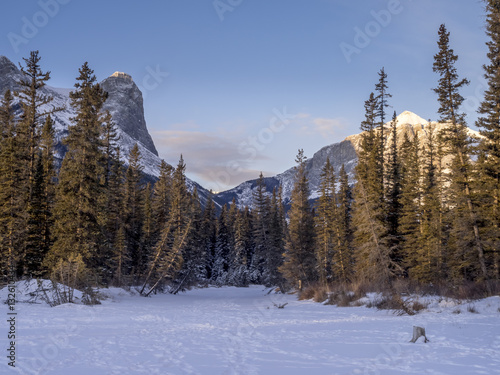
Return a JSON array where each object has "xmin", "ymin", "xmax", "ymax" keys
[
  {"xmin": 214, "ymin": 111, "xmax": 481, "ymax": 209},
  {"xmin": 0, "ymin": 55, "xmax": 215, "ymax": 205}
]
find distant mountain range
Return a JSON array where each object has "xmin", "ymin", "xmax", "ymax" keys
[{"xmin": 0, "ymin": 55, "xmax": 479, "ymax": 212}]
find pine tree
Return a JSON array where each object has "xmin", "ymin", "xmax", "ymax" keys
[
  {"xmin": 107, "ymin": 148, "xmax": 126, "ymax": 285},
  {"xmin": 15, "ymin": 51, "xmax": 62, "ymax": 275},
  {"xmin": 385, "ymin": 112, "xmax": 403, "ymax": 270},
  {"xmin": 201, "ymin": 192, "xmax": 217, "ymax": 280},
  {"xmin": 352, "ymin": 93, "xmax": 394, "ymax": 285},
  {"xmin": 374, "ymin": 67, "xmax": 391, "ymax": 202},
  {"xmin": 24, "ymin": 115, "xmax": 57, "ymax": 276},
  {"xmin": 0, "ymin": 90, "xmax": 25, "ymax": 278},
  {"xmin": 47, "ymin": 62, "xmax": 108, "ymax": 272},
  {"xmin": 315, "ymin": 158, "xmax": 337, "ymax": 284},
  {"xmin": 267, "ymin": 188, "xmax": 285, "ymax": 287},
  {"xmin": 476, "ymin": 0, "xmax": 500, "ymax": 281},
  {"xmin": 399, "ymin": 129, "xmax": 422, "ymax": 275},
  {"xmin": 433, "ymin": 23, "xmax": 488, "ymax": 282},
  {"xmin": 230, "ymin": 207, "xmax": 252, "ymax": 286},
  {"xmin": 213, "ymin": 205, "xmax": 231, "ymax": 285},
  {"xmin": 152, "ymin": 160, "xmax": 174, "ymax": 244},
  {"xmin": 279, "ymin": 150, "xmax": 316, "ymax": 288},
  {"xmin": 124, "ymin": 144, "xmax": 145, "ymax": 279},
  {"xmin": 251, "ymin": 172, "xmax": 271, "ymax": 283},
  {"xmin": 335, "ymin": 164, "xmax": 354, "ymax": 283},
  {"xmin": 16, "ymin": 51, "xmax": 63, "ymax": 195}
]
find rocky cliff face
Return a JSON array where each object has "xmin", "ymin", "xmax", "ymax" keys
[
  {"xmin": 215, "ymin": 111, "xmax": 481, "ymax": 209},
  {"xmin": 101, "ymin": 72, "xmax": 158, "ymax": 157}
]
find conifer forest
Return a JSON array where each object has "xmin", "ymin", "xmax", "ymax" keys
[{"xmin": 2, "ymin": 5, "xmax": 500, "ymax": 302}]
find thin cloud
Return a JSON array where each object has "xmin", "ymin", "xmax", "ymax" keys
[{"xmin": 151, "ymin": 129, "xmax": 273, "ymax": 191}]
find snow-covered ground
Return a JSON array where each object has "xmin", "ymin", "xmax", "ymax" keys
[{"xmin": 1, "ymin": 282, "xmax": 499, "ymax": 375}]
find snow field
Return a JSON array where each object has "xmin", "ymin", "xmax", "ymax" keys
[{"xmin": 1, "ymin": 282, "xmax": 500, "ymax": 374}]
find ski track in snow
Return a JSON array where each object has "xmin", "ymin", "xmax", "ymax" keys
[{"xmin": 1, "ymin": 284, "xmax": 500, "ymax": 375}]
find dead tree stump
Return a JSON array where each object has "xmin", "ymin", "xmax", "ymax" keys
[{"xmin": 410, "ymin": 326, "xmax": 429, "ymax": 343}]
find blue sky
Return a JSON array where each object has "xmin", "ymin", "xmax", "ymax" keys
[{"xmin": 0, "ymin": 0, "xmax": 489, "ymax": 191}]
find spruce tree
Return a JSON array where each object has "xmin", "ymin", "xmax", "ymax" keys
[
  {"xmin": 0, "ymin": 90, "xmax": 25, "ymax": 278},
  {"xmin": 433, "ymin": 23, "xmax": 488, "ymax": 282},
  {"xmin": 124, "ymin": 144, "xmax": 145, "ymax": 278},
  {"xmin": 315, "ymin": 158, "xmax": 337, "ymax": 284},
  {"xmin": 335, "ymin": 164, "xmax": 354, "ymax": 283},
  {"xmin": 47, "ymin": 62, "xmax": 108, "ymax": 272},
  {"xmin": 250, "ymin": 172, "xmax": 271, "ymax": 283},
  {"xmin": 231, "ymin": 209, "xmax": 251, "ymax": 286},
  {"xmin": 399, "ymin": 129, "xmax": 422, "ymax": 275},
  {"xmin": 375, "ymin": 68, "xmax": 392, "ymax": 194},
  {"xmin": 279, "ymin": 150, "xmax": 316, "ymax": 288},
  {"xmin": 267, "ymin": 188, "xmax": 285, "ymax": 287},
  {"xmin": 213, "ymin": 205, "xmax": 231, "ymax": 285},
  {"xmin": 385, "ymin": 112, "xmax": 403, "ymax": 269},
  {"xmin": 476, "ymin": 0, "xmax": 500, "ymax": 280},
  {"xmin": 16, "ymin": 51, "xmax": 63, "ymax": 194},
  {"xmin": 201, "ymin": 192, "xmax": 217, "ymax": 280},
  {"xmin": 152, "ymin": 160, "xmax": 174, "ymax": 244},
  {"xmin": 352, "ymin": 94, "xmax": 395, "ymax": 285}
]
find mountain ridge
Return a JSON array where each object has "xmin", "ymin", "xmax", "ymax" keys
[{"xmin": 214, "ymin": 110, "xmax": 482, "ymax": 209}]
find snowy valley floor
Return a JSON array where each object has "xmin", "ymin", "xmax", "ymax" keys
[{"xmin": 1, "ymin": 283, "xmax": 500, "ymax": 375}]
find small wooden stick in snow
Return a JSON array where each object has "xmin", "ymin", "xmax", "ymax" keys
[{"xmin": 410, "ymin": 326, "xmax": 429, "ymax": 343}]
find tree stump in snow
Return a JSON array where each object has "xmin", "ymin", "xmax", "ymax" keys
[{"xmin": 410, "ymin": 326, "xmax": 429, "ymax": 343}]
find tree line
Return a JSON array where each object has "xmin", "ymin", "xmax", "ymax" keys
[{"xmin": 1, "ymin": 1, "xmax": 500, "ymax": 296}]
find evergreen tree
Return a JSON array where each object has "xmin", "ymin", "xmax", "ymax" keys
[
  {"xmin": 250, "ymin": 172, "xmax": 271, "ymax": 283},
  {"xmin": 230, "ymin": 207, "xmax": 253, "ymax": 286},
  {"xmin": 433, "ymin": 23, "xmax": 488, "ymax": 282},
  {"xmin": 476, "ymin": 0, "xmax": 500, "ymax": 280},
  {"xmin": 47, "ymin": 62, "xmax": 108, "ymax": 272},
  {"xmin": 399, "ymin": 129, "xmax": 422, "ymax": 275},
  {"xmin": 124, "ymin": 144, "xmax": 145, "ymax": 278},
  {"xmin": 267, "ymin": 188, "xmax": 285, "ymax": 287},
  {"xmin": 374, "ymin": 68, "xmax": 392, "ymax": 195},
  {"xmin": 335, "ymin": 164, "xmax": 354, "ymax": 283},
  {"xmin": 24, "ymin": 115, "xmax": 57, "ymax": 276},
  {"xmin": 352, "ymin": 94, "xmax": 395, "ymax": 285},
  {"xmin": 279, "ymin": 150, "xmax": 316, "ymax": 288},
  {"xmin": 0, "ymin": 90, "xmax": 25, "ymax": 278},
  {"xmin": 315, "ymin": 158, "xmax": 337, "ymax": 284},
  {"xmin": 213, "ymin": 205, "xmax": 231, "ymax": 285},
  {"xmin": 385, "ymin": 112, "xmax": 403, "ymax": 270},
  {"xmin": 152, "ymin": 160, "xmax": 174, "ymax": 244},
  {"xmin": 201, "ymin": 192, "xmax": 217, "ymax": 281},
  {"xmin": 16, "ymin": 51, "xmax": 63, "ymax": 194}
]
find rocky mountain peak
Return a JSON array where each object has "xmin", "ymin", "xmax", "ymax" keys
[
  {"xmin": 0, "ymin": 55, "xmax": 22, "ymax": 92},
  {"xmin": 101, "ymin": 72, "xmax": 158, "ymax": 156},
  {"xmin": 110, "ymin": 71, "xmax": 133, "ymax": 81},
  {"xmin": 395, "ymin": 110, "xmax": 428, "ymax": 126}
]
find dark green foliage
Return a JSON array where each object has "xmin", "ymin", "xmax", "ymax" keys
[
  {"xmin": 433, "ymin": 24, "xmax": 488, "ymax": 282},
  {"xmin": 0, "ymin": 90, "xmax": 25, "ymax": 278},
  {"xmin": 476, "ymin": 0, "xmax": 500, "ymax": 280},
  {"xmin": 47, "ymin": 62, "xmax": 108, "ymax": 272},
  {"xmin": 280, "ymin": 150, "xmax": 317, "ymax": 288},
  {"xmin": 124, "ymin": 144, "xmax": 145, "ymax": 278}
]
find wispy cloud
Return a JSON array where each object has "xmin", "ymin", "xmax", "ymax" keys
[{"xmin": 151, "ymin": 128, "xmax": 272, "ymax": 191}]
